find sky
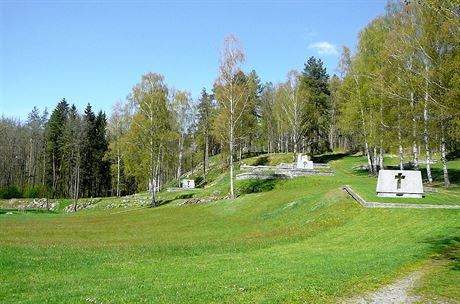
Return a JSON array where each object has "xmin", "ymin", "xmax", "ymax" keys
[{"xmin": 0, "ymin": 0, "xmax": 386, "ymax": 120}]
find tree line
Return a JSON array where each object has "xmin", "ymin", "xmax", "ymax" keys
[{"xmin": 1, "ymin": 0, "xmax": 458, "ymax": 204}]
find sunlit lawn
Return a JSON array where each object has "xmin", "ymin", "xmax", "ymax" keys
[{"xmin": 1, "ymin": 154, "xmax": 459, "ymax": 303}]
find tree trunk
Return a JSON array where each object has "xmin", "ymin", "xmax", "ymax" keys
[
  {"xmin": 52, "ymin": 151, "xmax": 57, "ymax": 198},
  {"xmin": 373, "ymin": 145, "xmax": 378, "ymax": 173},
  {"xmin": 379, "ymin": 101, "xmax": 384, "ymax": 170},
  {"xmin": 423, "ymin": 68, "xmax": 433, "ymax": 183},
  {"xmin": 72, "ymin": 164, "xmax": 80, "ymax": 212},
  {"xmin": 149, "ymin": 140, "xmax": 156, "ymax": 208},
  {"xmin": 441, "ymin": 119, "xmax": 450, "ymax": 188},
  {"xmin": 410, "ymin": 91, "xmax": 419, "ymax": 170},
  {"xmin": 355, "ymin": 76, "xmax": 373, "ymax": 174},
  {"xmin": 116, "ymin": 144, "xmax": 120, "ymax": 197},
  {"xmin": 229, "ymin": 97, "xmax": 235, "ymax": 199},
  {"xmin": 177, "ymin": 133, "xmax": 184, "ymax": 183},
  {"xmin": 293, "ymin": 129, "xmax": 298, "ymax": 165},
  {"xmin": 397, "ymin": 100, "xmax": 404, "ymax": 170},
  {"xmin": 204, "ymin": 130, "xmax": 209, "ymax": 182}
]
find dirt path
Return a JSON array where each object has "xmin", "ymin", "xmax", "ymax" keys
[{"xmin": 344, "ymin": 271, "xmax": 423, "ymax": 303}]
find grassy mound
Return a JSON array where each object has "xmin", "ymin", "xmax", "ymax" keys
[{"xmin": 0, "ymin": 153, "xmax": 459, "ymax": 303}]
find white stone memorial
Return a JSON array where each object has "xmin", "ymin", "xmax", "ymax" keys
[
  {"xmin": 181, "ymin": 179, "xmax": 195, "ymax": 189},
  {"xmin": 376, "ymin": 170, "xmax": 423, "ymax": 198},
  {"xmin": 296, "ymin": 153, "xmax": 314, "ymax": 170}
]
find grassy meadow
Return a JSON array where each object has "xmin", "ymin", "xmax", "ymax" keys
[{"xmin": 1, "ymin": 154, "xmax": 459, "ymax": 303}]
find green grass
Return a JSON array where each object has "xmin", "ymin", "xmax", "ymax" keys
[
  {"xmin": 342, "ymin": 156, "xmax": 460, "ymax": 205},
  {"xmin": 414, "ymin": 238, "xmax": 460, "ymax": 303},
  {"xmin": 1, "ymin": 153, "xmax": 459, "ymax": 303}
]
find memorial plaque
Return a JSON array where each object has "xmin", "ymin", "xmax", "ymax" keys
[
  {"xmin": 296, "ymin": 153, "xmax": 313, "ymax": 170},
  {"xmin": 376, "ymin": 170, "xmax": 423, "ymax": 198}
]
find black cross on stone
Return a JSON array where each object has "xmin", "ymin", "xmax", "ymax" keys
[{"xmin": 394, "ymin": 173, "xmax": 406, "ymax": 190}]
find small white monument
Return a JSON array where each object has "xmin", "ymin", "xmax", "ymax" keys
[
  {"xmin": 376, "ymin": 170, "xmax": 423, "ymax": 198},
  {"xmin": 181, "ymin": 179, "xmax": 195, "ymax": 189},
  {"xmin": 296, "ymin": 153, "xmax": 314, "ymax": 170}
]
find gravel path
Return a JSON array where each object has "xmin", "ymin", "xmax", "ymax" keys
[{"xmin": 344, "ymin": 271, "xmax": 423, "ymax": 304}]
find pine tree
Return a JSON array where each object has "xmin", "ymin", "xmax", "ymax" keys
[
  {"xmin": 45, "ymin": 99, "xmax": 69, "ymax": 198},
  {"xmin": 81, "ymin": 103, "xmax": 97, "ymax": 197},
  {"xmin": 197, "ymin": 88, "xmax": 214, "ymax": 182},
  {"xmin": 301, "ymin": 56, "xmax": 331, "ymax": 154}
]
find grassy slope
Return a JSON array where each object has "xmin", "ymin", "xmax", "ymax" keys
[{"xmin": 0, "ymin": 154, "xmax": 459, "ymax": 303}]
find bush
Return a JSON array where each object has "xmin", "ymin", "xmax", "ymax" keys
[
  {"xmin": 23, "ymin": 187, "xmax": 43, "ymax": 198},
  {"xmin": 0, "ymin": 185, "xmax": 23, "ymax": 199}
]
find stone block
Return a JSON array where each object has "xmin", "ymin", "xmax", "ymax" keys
[{"xmin": 376, "ymin": 170, "xmax": 423, "ymax": 198}]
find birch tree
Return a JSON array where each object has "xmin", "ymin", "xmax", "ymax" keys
[
  {"xmin": 124, "ymin": 72, "xmax": 170, "ymax": 207},
  {"xmin": 171, "ymin": 90, "xmax": 192, "ymax": 183},
  {"xmin": 214, "ymin": 34, "xmax": 249, "ymax": 199},
  {"xmin": 107, "ymin": 101, "xmax": 128, "ymax": 197}
]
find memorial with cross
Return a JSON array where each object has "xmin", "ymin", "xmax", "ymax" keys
[
  {"xmin": 394, "ymin": 172, "xmax": 405, "ymax": 190},
  {"xmin": 376, "ymin": 170, "xmax": 423, "ymax": 198}
]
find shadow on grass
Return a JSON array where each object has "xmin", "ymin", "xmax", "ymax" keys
[
  {"xmin": 175, "ymin": 194, "xmax": 195, "ymax": 199},
  {"xmin": 242, "ymin": 151, "xmax": 266, "ymax": 159},
  {"xmin": 236, "ymin": 179, "xmax": 284, "ymax": 195},
  {"xmin": 313, "ymin": 152, "xmax": 349, "ymax": 164},
  {"xmin": 254, "ymin": 156, "xmax": 269, "ymax": 166},
  {"xmin": 446, "ymin": 150, "xmax": 460, "ymax": 161},
  {"xmin": 0, "ymin": 208, "xmax": 58, "ymax": 215},
  {"xmin": 157, "ymin": 199, "xmax": 174, "ymax": 206},
  {"xmin": 421, "ymin": 167, "xmax": 460, "ymax": 185},
  {"xmin": 351, "ymin": 169, "xmax": 375, "ymax": 177},
  {"xmin": 424, "ymin": 234, "xmax": 460, "ymax": 271}
]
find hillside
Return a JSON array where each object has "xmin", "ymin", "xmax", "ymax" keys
[{"xmin": 1, "ymin": 153, "xmax": 459, "ymax": 303}]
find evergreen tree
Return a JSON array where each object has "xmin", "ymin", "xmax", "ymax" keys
[
  {"xmin": 45, "ymin": 99, "xmax": 69, "ymax": 198},
  {"xmin": 196, "ymin": 88, "xmax": 214, "ymax": 181},
  {"xmin": 301, "ymin": 56, "xmax": 331, "ymax": 154},
  {"xmin": 81, "ymin": 103, "xmax": 97, "ymax": 197},
  {"xmin": 95, "ymin": 111, "xmax": 111, "ymax": 196}
]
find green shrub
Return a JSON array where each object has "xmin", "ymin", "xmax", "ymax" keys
[
  {"xmin": 0, "ymin": 185, "xmax": 23, "ymax": 199},
  {"xmin": 23, "ymin": 187, "xmax": 43, "ymax": 198}
]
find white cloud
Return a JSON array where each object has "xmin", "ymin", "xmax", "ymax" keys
[{"xmin": 307, "ymin": 41, "xmax": 339, "ymax": 56}]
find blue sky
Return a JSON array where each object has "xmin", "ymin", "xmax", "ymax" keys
[{"xmin": 0, "ymin": 0, "xmax": 386, "ymax": 120}]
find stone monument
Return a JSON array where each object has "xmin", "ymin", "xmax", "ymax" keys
[
  {"xmin": 376, "ymin": 170, "xmax": 423, "ymax": 198},
  {"xmin": 296, "ymin": 153, "xmax": 314, "ymax": 170},
  {"xmin": 181, "ymin": 179, "xmax": 195, "ymax": 189}
]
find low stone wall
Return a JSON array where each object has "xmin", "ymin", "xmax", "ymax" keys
[
  {"xmin": 236, "ymin": 173, "xmax": 290, "ymax": 180},
  {"xmin": 313, "ymin": 163, "xmax": 331, "ymax": 169},
  {"xmin": 236, "ymin": 169, "xmax": 334, "ymax": 180},
  {"xmin": 240, "ymin": 165, "xmax": 279, "ymax": 172},
  {"xmin": 240, "ymin": 163, "xmax": 330, "ymax": 172},
  {"xmin": 16, "ymin": 199, "xmax": 59, "ymax": 211},
  {"xmin": 64, "ymin": 198, "xmax": 101, "ymax": 213},
  {"xmin": 176, "ymin": 196, "xmax": 228, "ymax": 206},
  {"xmin": 166, "ymin": 187, "xmax": 200, "ymax": 192},
  {"xmin": 278, "ymin": 169, "xmax": 335, "ymax": 177}
]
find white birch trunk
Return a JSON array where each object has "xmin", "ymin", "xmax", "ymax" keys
[
  {"xmin": 177, "ymin": 133, "xmax": 184, "ymax": 182},
  {"xmin": 229, "ymin": 94, "xmax": 235, "ymax": 199},
  {"xmin": 398, "ymin": 100, "xmax": 404, "ymax": 170},
  {"xmin": 423, "ymin": 64, "xmax": 433, "ymax": 183},
  {"xmin": 410, "ymin": 91, "xmax": 419, "ymax": 170},
  {"xmin": 441, "ymin": 120, "xmax": 450, "ymax": 188},
  {"xmin": 116, "ymin": 144, "xmax": 120, "ymax": 197}
]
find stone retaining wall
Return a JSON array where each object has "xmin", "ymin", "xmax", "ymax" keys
[
  {"xmin": 240, "ymin": 163, "xmax": 330, "ymax": 172},
  {"xmin": 236, "ymin": 173, "xmax": 290, "ymax": 180}
]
